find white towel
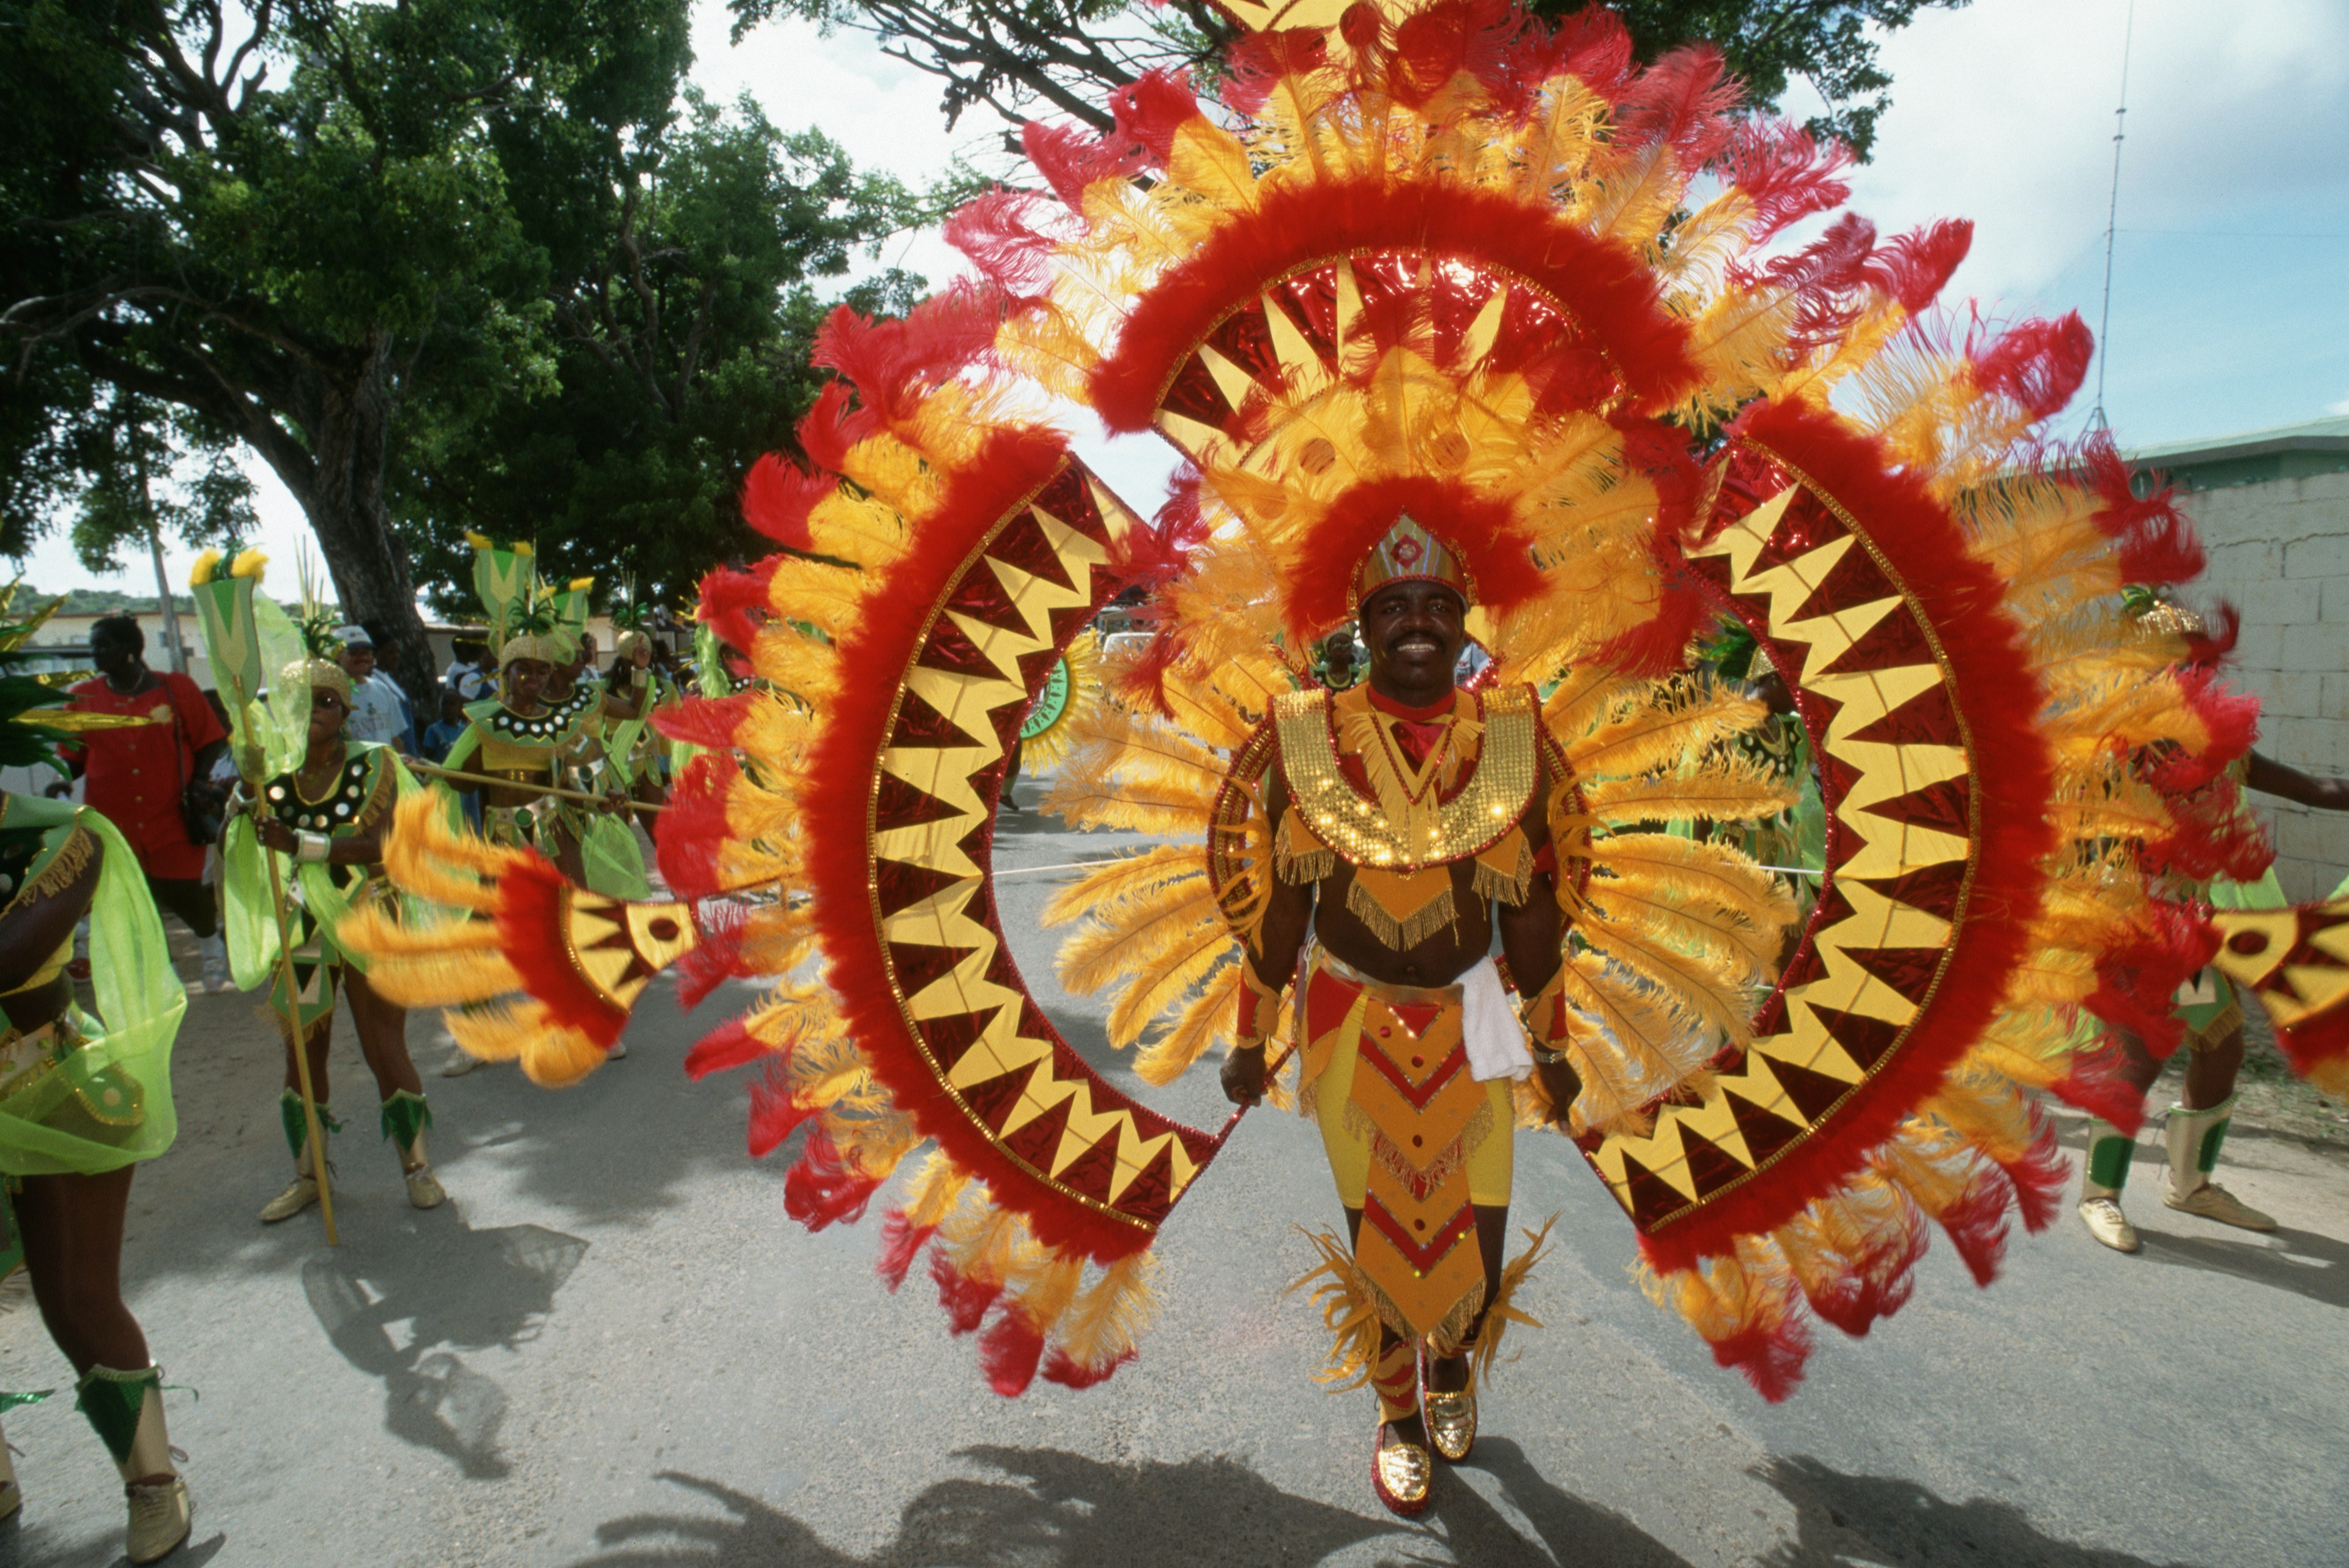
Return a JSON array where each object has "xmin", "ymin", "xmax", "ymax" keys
[{"xmin": 1459, "ymin": 957, "xmax": 1534, "ymax": 1082}]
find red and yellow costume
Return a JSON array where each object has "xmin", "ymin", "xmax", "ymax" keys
[{"xmin": 336, "ymin": 0, "xmax": 2349, "ymax": 1509}]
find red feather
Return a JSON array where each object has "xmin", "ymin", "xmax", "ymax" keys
[
  {"xmin": 2002, "ymin": 1106, "xmax": 2071, "ymax": 1234},
  {"xmin": 1863, "ymin": 219, "xmax": 1973, "ymax": 313},
  {"xmin": 931, "ymin": 1250, "xmax": 1003, "ymax": 1334},
  {"xmin": 813, "ymin": 285, "xmax": 1003, "ymax": 431},
  {"xmin": 696, "ymin": 560, "xmax": 779, "ymax": 656},
  {"xmin": 652, "ymin": 691, "xmax": 757, "ymax": 750},
  {"xmin": 1547, "ymin": 4, "xmax": 1635, "ymax": 100},
  {"xmin": 1105, "ymin": 69, "xmax": 1200, "ymax": 165},
  {"xmin": 1612, "ymin": 44, "xmax": 1740, "ymax": 168},
  {"xmin": 1022, "ymin": 118, "xmax": 1147, "ymax": 210},
  {"xmin": 1274, "ymin": 473, "xmax": 1546, "ymax": 639},
  {"xmin": 1041, "ymin": 1346, "xmax": 1134, "ymax": 1390},
  {"xmin": 740, "ymin": 453, "xmax": 829, "ymax": 550},
  {"xmin": 681, "ymin": 1016, "xmax": 767, "ymax": 1080},
  {"xmin": 783, "ymin": 1128, "xmax": 883, "ymax": 1232},
  {"xmin": 1967, "ymin": 313, "xmax": 2093, "ymax": 422},
  {"xmin": 746, "ymin": 1055, "xmax": 818, "ymax": 1159},
  {"xmin": 2076, "ymin": 433, "xmax": 2203, "ymax": 586},
  {"xmin": 1705, "ymin": 1312, "xmax": 1811, "ymax": 1403},
  {"xmin": 671, "ymin": 902, "xmax": 749, "ymax": 1013},
  {"xmin": 943, "ymin": 189, "xmax": 1067, "ymax": 302},
  {"xmin": 2055, "ymin": 1037, "xmax": 2151, "ymax": 1134},
  {"xmin": 1221, "ymin": 28, "xmax": 1331, "ymax": 116},
  {"xmin": 875, "ymin": 1211, "xmax": 938, "ymax": 1293},
  {"xmin": 1720, "ymin": 120, "xmax": 1853, "ymax": 242},
  {"xmin": 1934, "ymin": 1169, "xmax": 2014, "ymax": 1288},
  {"xmin": 1793, "ymin": 1209, "xmax": 1925, "ymax": 1338},
  {"xmin": 796, "ymin": 380, "xmax": 864, "ymax": 474},
  {"xmin": 655, "ymin": 753, "xmax": 736, "ymax": 901},
  {"xmin": 2272, "ymin": 1004, "xmax": 2349, "ymax": 1093},
  {"xmin": 1389, "ymin": 0, "xmax": 1523, "ymax": 109},
  {"xmin": 977, "ymin": 1307, "xmax": 1047, "ymax": 1397}
]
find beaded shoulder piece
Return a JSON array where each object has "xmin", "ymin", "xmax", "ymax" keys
[
  {"xmin": 262, "ymin": 743, "xmax": 387, "ymax": 837},
  {"xmin": 1274, "ymin": 684, "xmax": 1538, "ymax": 872}
]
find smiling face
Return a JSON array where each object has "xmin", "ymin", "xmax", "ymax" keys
[
  {"xmin": 308, "ymin": 685, "xmax": 349, "ymax": 748},
  {"xmin": 341, "ymin": 644, "xmax": 376, "ymax": 681},
  {"xmin": 1359, "ymin": 579, "xmax": 1468, "ymax": 701}
]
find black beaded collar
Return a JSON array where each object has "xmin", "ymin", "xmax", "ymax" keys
[{"xmin": 265, "ymin": 751, "xmax": 373, "ymax": 833}]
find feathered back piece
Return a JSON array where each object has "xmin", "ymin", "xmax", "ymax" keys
[{"xmin": 346, "ymin": 0, "xmax": 2337, "ymax": 1405}]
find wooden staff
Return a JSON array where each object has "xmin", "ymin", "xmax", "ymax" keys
[
  {"xmin": 403, "ymin": 758, "xmax": 666, "ymax": 815},
  {"xmin": 250, "ymin": 797, "xmax": 339, "ymax": 1246}
]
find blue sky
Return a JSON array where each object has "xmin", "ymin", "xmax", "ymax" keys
[{"xmin": 24, "ymin": 0, "xmax": 2346, "ymax": 594}]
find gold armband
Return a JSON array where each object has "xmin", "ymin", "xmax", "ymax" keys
[
  {"xmin": 1234, "ymin": 962, "xmax": 1283, "ymax": 1050},
  {"xmin": 1518, "ymin": 966, "xmax": 1572, "ymax": 1051}
]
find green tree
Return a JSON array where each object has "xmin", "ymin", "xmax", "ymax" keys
[
  {"xmin": 393, "ymin": 89, "xmax": 920, "ymax": 619},
  {"xmin": 730, "ymin": 0, "xmax": 1964, "ymax": 158},
  {"xmin": 2, "ymin": 0, "xmax": 701, "ymax": 700}
]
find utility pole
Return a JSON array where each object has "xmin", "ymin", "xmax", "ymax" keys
[{"xmin": 2091, "ymin": 1, "xmax": 2136, "ymax": 433}]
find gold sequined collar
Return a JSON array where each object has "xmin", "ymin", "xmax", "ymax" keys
[{"xmin": 1274, "ymin": 684, "xmax": 1539, "ymax": 871}]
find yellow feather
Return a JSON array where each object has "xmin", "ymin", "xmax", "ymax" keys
[{"xmin": 1583, "ymin": 760, "xmax": 1801, "ymax": 826}]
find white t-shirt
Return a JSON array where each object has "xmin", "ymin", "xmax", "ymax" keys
[{"xmin": 346, "ymin": 670, "xmax": 410, "ymax": 748}]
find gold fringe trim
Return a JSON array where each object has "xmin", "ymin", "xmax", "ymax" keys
[
  {"xmin": 1345, "ymin": 874, "xmax": 1456, "ymax": 951},
  {"xmin": 1285, "ymin": 1226, "xmax": 1394, "ymax": 1388},
  {"xmin": 2184, "ymin": 1000, "xmax": 2245, "ymax": 1053},
  {"xmin": 10, "ymin": 827, "xmax": 94, "ymax": 916},
  {"xmin": 1347, "ymin": 1096, "xmax": 1496, "ymax": 1201},
  {"xmin": 1446, "ymin": 1215, "xmax": 1555, "ymax": 1380}
]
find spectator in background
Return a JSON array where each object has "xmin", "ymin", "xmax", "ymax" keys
[
  {"xmin": 336, "ymin": 625, "xmax": 414, "ymax": 752},
  {"xmin": 61, "ymin": 615, "xmax": 231, "ymax": 990},
  {"xmin": 421, "ymin": 691, "xmax": 467, "ymax": 764},
  {"xmin": 446, "ymin": 636, "xmax": 495, "ymax": 702}
]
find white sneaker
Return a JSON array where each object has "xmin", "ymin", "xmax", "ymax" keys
[
  {"xmin": 608, "ymin": 1039, "xmax": 628, "ymax": 1060},
  {"xmin": 2077, "ymin": 1196, "xmax": 2139, "ymax": 1252},
  {"xmin": 440, "ymin": 1052, "xmax": 479, "ymax": 1078},
  {"xmin": 124, "ymin": 1475, "xmax": 191, "ymax": 1564},
  {"xmin": 2164, "ymin": 1180, "xmax": 2277, "ymax": 1232}
]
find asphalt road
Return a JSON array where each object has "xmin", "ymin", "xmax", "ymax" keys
[{"xmin": 1, "ymin": 792, "xmax": 2343, "ymax": 1568}]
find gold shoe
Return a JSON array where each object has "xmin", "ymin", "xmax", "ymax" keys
[
  {"xmin": 1425, "ymin": 1387, "xmax": 1477, "ymax": 1463},
  {"xmin": 404, "ymin": 1164, "xmax": 447, "ymax": 1210},
  {"xmin": 258, "ymin": 1176, "xmax": 319, "ymax": 1224},
  {"xmin": 2076, "ymin": 1196, "xmax": 2138, "ymax": 1252},
  {"xmin": 2164, "ymin": 1180, "xmax": 2277, "ymax": 1232},
  {"xmin": 124, "ymin": 1476, "xmax": 191, "ymax": 1564},
  {"xmin": 1371, "ymin": 1424, "xmax": 1431, "ymax": 1516}
]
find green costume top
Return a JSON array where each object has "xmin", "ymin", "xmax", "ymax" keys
[
  {"xmin": 0, "ymin": 795, "xmax": 185, "ymax": 1176},
  {"xmin": 222, "ymin": 741, "xmax": 417, "ymax": 1007}
]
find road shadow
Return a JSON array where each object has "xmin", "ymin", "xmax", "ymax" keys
[
  {"xmin": 0, "ymin": 1522, "xmax": 226, "ymax": 1568},
  {"xmin": 1403, "ymin": 1437, "xmax": 1696, "ymax": 1567},
  {"xmin": 302, "ymin": 1214, "xmax": 587, "ymax": 1479},
  {"xmin": 570, "ymin": 1446, "xmax": 1403, "ymax": 1567},
  {"xmin": 2134, "ymin": 1224, "xmax": 2349, "ymax": 1310},
  {"xmin": 1753, "ymin": 1456, "xmax": 2198, "ymax": 1568}
]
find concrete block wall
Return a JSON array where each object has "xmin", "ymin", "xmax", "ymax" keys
[{"xmin": 2183, "ymin": 470, "xmax": 2349, "ymax": 900}]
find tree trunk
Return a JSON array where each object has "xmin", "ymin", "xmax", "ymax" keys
[{"xmin": 273, "ymin": 335, "xmax": 442, "ymax": 720}]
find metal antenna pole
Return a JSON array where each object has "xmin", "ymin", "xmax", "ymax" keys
[{"xmin": 2092, "ymin": 1, "xmax": 2136, "ymax": 431}]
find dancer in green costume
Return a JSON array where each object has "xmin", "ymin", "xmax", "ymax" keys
[
  {"xmin": 2076, "ymin": 598, "xmax": 2349, "ymax": 1251},
  {"xmin": 0, "ymin": 591, "xmax": 194, "ymax": 1562},
  {"xmin": 223, "ymin": 650, "xmax": 447, "ymax": 1223}
]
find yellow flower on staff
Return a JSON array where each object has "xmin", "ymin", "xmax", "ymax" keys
[
  {"xmin": 513, "ymin": 541, "xmax": 534, "ymax": 557},
  {"xmin": 464, "ymin": 530, "xmax": 493, "ymax": 549},
  {"xmin": 569, "ymin": 577, "xmax": 593, "ymax": 592},
  {"xmin": 229, "ymin": 548, "xmax": 268, "ymax": 581},
  {"xmin": 188, "ymin": 549, "xmax": 224, "ymax": 587}
]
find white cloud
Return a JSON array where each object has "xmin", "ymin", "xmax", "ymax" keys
[
  {"xmin": 2331, "ymin": 395, "xmax": 2349, "ymax": 416},
  {"xmin": 1786, "ymin": 0, "xmax": 2349, "ymax": 303}
]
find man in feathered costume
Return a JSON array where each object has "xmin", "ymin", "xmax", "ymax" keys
[
  {"xmin": 336, "ymin": 0, "xmax": 2349, "ymax": 1518},
  {"xmin": 1219, "ymin": 516, "xmax": 1583, "ymax": 1510}
]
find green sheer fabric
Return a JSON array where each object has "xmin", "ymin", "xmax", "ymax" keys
[
  {"xmin": 579, "ymin": 813, "xmax": 651, "ymax": 899},
  {"xmin": 0, "ymin": 798, "xmax": 185, "ymax": 1177}
]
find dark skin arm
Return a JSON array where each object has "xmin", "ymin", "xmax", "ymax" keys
[{"xmin": 2246, "ymin": 749, "xmax": 2349, "ymax": 811}]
